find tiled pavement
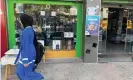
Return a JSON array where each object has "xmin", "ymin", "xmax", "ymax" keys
[{"xmin": 1, "ymin": 62, "xmax": 133, "ymax": 80}]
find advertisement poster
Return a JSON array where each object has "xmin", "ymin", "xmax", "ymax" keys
[{"xmin": 85, "ymin": 16, "xmax": 100, "ymax": 35}]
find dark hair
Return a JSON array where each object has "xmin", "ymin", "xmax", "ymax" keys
[{"xmin": 20, "ymin": 14, "xmax": 33, "ymax": 28}]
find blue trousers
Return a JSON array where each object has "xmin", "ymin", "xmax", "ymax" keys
[{"xmin": 16, "ymin": 63, "xmax": 44, "ymax": 80}]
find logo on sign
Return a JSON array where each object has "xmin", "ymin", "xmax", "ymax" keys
[{"xmin": 87, "ymin": 7, "xmax": 97, "ymax": 15}]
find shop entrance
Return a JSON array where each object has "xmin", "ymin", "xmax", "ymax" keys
[{"xmin": 99, "ymin": 8, "xmax": 133, "ymax": 62}]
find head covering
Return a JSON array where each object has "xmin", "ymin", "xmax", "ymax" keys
[{"xmin": 20, "ymin": 14, "xmax": 33, "ymax": 28}]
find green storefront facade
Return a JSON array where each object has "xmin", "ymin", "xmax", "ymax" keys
[
  {"xmin": 6, "ymin": 0, "xmax": 132, "ymax": 58},
  {"xmin": 103, "ymin": 0, "xmax": 133, "ymax": 4},
  {"xmin": 6, "ymin": 0, "xmax": 84, "ymax": 58}
]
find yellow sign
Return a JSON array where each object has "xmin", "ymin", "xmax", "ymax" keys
[
  {"xmin": 101, "ymin": 19, "xmax": 108, "ymax": 30},
  {"xmin": 127, "ymin": 20, "xmax": 132, "ymax": 29}
]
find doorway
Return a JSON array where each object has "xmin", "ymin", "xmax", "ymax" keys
[{"xmin": 99, "ymin": 8, "xmax": 133, "ymax": 62}]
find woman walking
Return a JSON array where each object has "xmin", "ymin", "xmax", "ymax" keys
[{"xmin": 14, "ymin": 14, "xmax": 44, "ymax": 80}]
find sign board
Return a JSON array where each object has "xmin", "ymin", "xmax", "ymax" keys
[
  {"xmin": 103, "ymin": 8, "xmax": 108, "ymax": 18},
  {"xmin": 40, "ymin": 11, "xmax": 45, "ymax": 16},
  {"xmin": 85, "ymin": 16, "xmax": 100, "ymax": 35},
  {"xmin": 51, "ymin": 11, "xmax": 56, "ymax": 16},
  {"xmin": 64, "ymin": 32, "xmax": 74, "ymax": 38},
  {"xmin": 70, "ymin": 7, "xmax": 77, "ymax": 15}
]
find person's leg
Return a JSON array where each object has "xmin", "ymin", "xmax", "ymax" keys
[
  {"xmin": 16, "ymin": 64, "xmax": 25, "ymax": 80},
  {"xmin": 25, "ymin": 63, "xmax": 44, "ymax": 80}
]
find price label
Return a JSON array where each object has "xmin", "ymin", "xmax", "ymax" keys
[
  {"xmin": 51, "ymin": 11, "xmax": 56, "ymax": 16},
  {"xmin": 64, "ymin": 32, "xmax": 74, "ymax": 38},
  {"xmin": 40, "ymin": 11, "xmax": 45, "ymax": 16}
]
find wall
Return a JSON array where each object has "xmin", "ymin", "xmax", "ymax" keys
[{"xmin": 1, "ymin": 0, "xmax": 8, "ymax": 57}]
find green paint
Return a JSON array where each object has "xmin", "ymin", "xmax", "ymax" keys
[
  {"xmin": 76, "ymin": 3, "xmax": 83, "ymax": 57},
  {"xmin": 7, "ymin": 0, "xmax": 83, "ymax": 57},
  {"xmin": 103, "ymin": 0, "xmax": 133, "ymax": 4},
  {"xmin": 6, "ymin": 0, "xmax": 16, "ymax": 49},
  {"xmin": 104, "ymin": 0, "xmax": 128, "ymax": 1},
  {"xmin": 14, "ymin": 0, "xmax": 76, "ymax": 6},
  {"xmin": 14, "ymin": 0, "xmax": 81, "ymax": 1}
]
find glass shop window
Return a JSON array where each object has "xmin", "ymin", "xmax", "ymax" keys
[{"xmin": 14, "ymin": 4, "xmax": 77, "ymax": 51}]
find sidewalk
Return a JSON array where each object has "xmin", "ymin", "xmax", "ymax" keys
[{"xmin": 1, "ymin": 62, "xmax": 133, "ymax": 80}]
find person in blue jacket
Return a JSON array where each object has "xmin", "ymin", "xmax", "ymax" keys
[{"xmin": 14, "ymin": 14, "xmax": 44, "ymax": 80}]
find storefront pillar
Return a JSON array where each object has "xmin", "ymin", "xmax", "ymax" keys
[{"xmin": 83, "ymin": 0, "xmax": 101, "ymax": 63}]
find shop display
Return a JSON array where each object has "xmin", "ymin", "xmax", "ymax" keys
[
  {"xmin": 70, "ymin": 7, "xmax": 77, "ymax": 15},
  {"xmin": 66, "ymin": 39, "xmax": 72, "ymax": 50},
  {"xmin": 127, "ymin": 20, "xmax": 132, "ymax": 29},
  {"xmin": 52, "ymin": 40, "xmax": 61, "ymax": 50},
  {"xmin": 101, "ymin": 19, "xmax": 108, "ymax": 30},
  {"xmin": 15, "ymin": 17, "xmax": 23, "ymax": 47},
  {"xmin": 14, "ymin": 4, "xmax": 77, "ymax": 50},
  {"xmin": 40, "ymin": 11, "xmax": 45, "ymax": 16},
  {"xmin": 51, "ymin": 11, "xmax": 56, "ymax": 16},
  {"xmin": 121, "ymin": 34, "xmax": 133, "ymax": 43}
]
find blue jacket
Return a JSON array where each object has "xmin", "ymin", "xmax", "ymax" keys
[{"xmin": 15, "ymin": 26, "xmax": 36, "ymax": 64}]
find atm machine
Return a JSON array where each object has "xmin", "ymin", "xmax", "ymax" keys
[{"xmin": 83, "ymin": 0, "xmax": 101, "ymax": 63}]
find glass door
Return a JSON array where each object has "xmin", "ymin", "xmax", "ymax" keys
[
  {"xmin": 125, "ymin": 9, "xmax": 133, "ymax": 55},
  {"xmin": 98, "ymin": 8, "xmax": 108, "ymax": 54},
  {"xmin": 125, "ymin": 28, "xmax": 133, "ymax": 54},
  {"xmin": 98, "ymin": 19, "xmax": 107, "ymax": 54}
]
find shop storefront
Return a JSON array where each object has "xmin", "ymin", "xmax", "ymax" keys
[
  {"xmin": 6, "ymin": 0, "xmax": 83, "ymax": 59},
  {"xmin": 6, "ymin": 0, "xmax": 132, "ymax": 63}
]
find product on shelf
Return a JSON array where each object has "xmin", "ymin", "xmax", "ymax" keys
[{"xmin": 14, "ymin": 4, "xmax": 77, "ymax": 50}]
